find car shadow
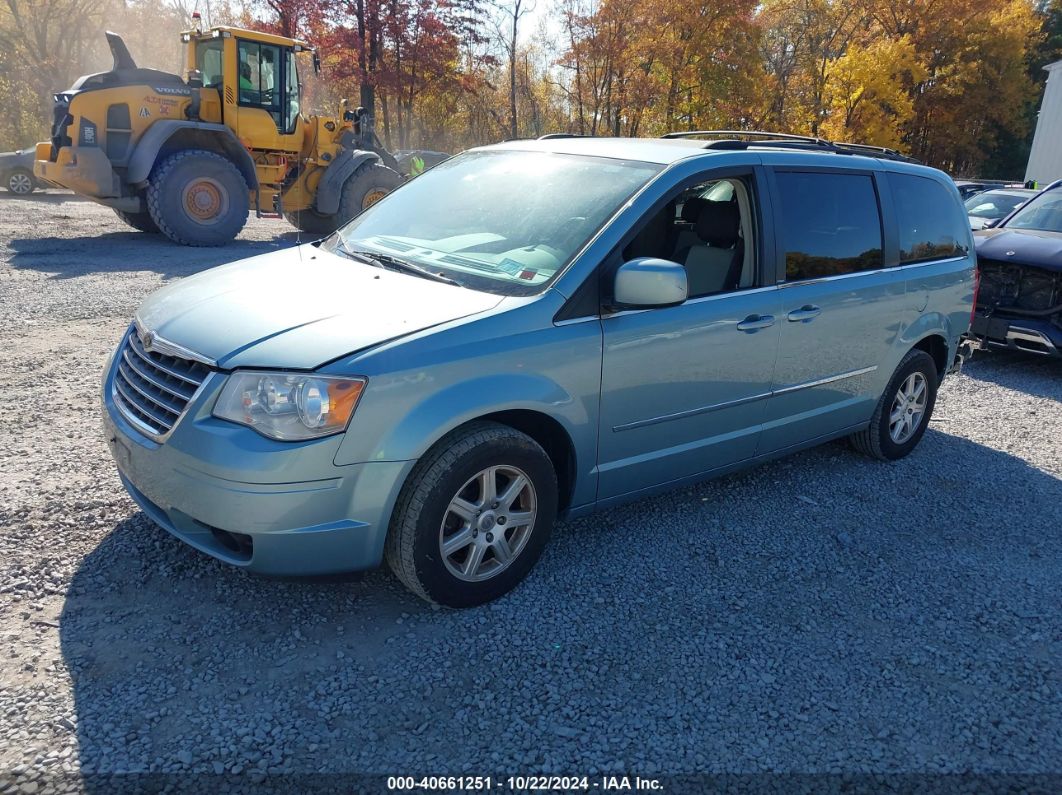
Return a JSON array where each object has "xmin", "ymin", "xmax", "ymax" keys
[
  {"xmin": 57, "ymin": 427, "xmax": 1062, "ymax": 783},
  {"xmin": 6, "ymin": 231, "xmax": 305, "ymax": 280}
]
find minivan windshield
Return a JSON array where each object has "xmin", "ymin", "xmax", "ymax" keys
[
  {"xmin": 1001, "ymin": 188, "xmax": 1062, "ymax": 233},
  {"xmin": 328, "ymin": 150, "xmax": 662, "ymax": 295}
]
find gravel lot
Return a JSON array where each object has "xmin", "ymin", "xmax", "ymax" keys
[{"xmin": 1, "ymin": 193, "xmax": 1061, "ymax": 791}]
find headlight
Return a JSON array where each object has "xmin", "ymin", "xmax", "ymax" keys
[{"xmin": 213, "ymin": 372, "xmax": 366, "ymax": 441}]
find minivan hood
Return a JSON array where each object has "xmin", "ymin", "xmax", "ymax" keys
[
  {"xmin": 135, "ymin": 244, "xmax": 504, "ymax": 369},
  {"xmin": 974, "ymin": 228, "xmax": 1062, "ymax": 272}
]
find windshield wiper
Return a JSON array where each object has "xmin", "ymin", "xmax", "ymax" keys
[{"xmin": 337, "ymin": 242, "xmax": 460, "ymax": 286}]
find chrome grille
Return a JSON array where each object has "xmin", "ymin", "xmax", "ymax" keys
[{"xmin": 112, "ymin": 328, "xmax": 211, "ymax": 439}]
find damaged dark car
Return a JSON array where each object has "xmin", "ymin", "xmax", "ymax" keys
[{"xmin": 972, "ymin": 180, "xmax": 1062, "ymax": 357}]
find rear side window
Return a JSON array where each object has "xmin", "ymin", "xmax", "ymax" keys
[
  {"xmin": 775, "ymin": 172, "xmax": 883, "ymax": 281},
  {"xmin": 889, "ymin": 173, "xmax": 969, "ymax": 263}
]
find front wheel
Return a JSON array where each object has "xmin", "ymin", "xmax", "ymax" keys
[
  {"xmin": 282, "ymin": 208, "xmax": 340, "ymax": 236},
  {"xmin": 284, "ymin": 164, "xmax": 402, "ymax": 236},
  {"xmin": 850, "ymin": 349, "xmax": 938, "ymax": 460},
  {"xmin": 7, "ymin": 168, "xmax": 35, "ymax": 195},
  {"xmin": 337, "ymin": 163, "xmax": 402, "ymax": 221},
  {"xmin": 385, "ymin": 422, "xmax": 558, "ymax": 607}
]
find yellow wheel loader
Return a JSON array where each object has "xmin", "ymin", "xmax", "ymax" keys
[{"xmin": 34, "ymin": 26, "xmax": 403, "ymax": 246}]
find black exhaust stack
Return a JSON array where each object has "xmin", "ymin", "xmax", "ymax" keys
[{"xmin": 105, "ymin": 31, "xmax": 138, "ymax": 71}]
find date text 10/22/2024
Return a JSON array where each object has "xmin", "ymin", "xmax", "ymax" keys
[{"xmin": 386, "ymin": 776, "xmax": 665, "ymax": 791}]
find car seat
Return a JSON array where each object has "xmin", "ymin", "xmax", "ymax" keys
[{"xmin": 678, "ymin": 200, "xmax": 743, "ymax": 296}]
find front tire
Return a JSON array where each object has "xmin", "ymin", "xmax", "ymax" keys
[
  {"xmin": 146, "ymin": 150, "xmax": 249, "ymax": 246},
  {"xmin": 7, "ymin": 168, "xmax": 35, "ymax": 195},
  {"xmin": 850, "ymin": 349, "xmax": 938, "ymax": 460},
  {"xmin": 285, "ymin": 163, "xmax": 402, "ymax": 236},
  {"xmin": 385, "ymin": 422, "xmax": 558, "ymax": 607},
  {"xmin": 282, "ymin": 208, "xmax": 339, "ymax": 236},
  {"xmin": 338, "ymin": 163, "xmax": 402, "ymax": 220},
  {"xmin": 114, "ymin": 208, "xmax": 160, "ymax": 233}
]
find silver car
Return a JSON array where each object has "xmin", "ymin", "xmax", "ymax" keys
[
  {"xmin": 964, "ymin": 188, "xmax": 1037, "ymax": 230},
  {"xmin": 102, "ymin": 136, "xmax": 976, "ymax": 606},
  {"xmin": 0, "ymin": 148, "xmax": 39, "ymax": 195}
]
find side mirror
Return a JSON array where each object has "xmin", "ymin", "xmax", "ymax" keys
[
  {"xmin": 982, "ymin": 218, "xmax": 998, "ymax": 229},
  {"xmin": 614, "ymin": 257, "xmax": 687, "ymax": 308}
]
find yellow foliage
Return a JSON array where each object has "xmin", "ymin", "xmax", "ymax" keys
[{"xmin": 820, "ymin": 36, "xmax": 926, "ymax": 149}]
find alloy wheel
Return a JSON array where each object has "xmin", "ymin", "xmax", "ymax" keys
[
  {"xmin": 9, "ymin": 173, "xmax": 33, "ymax": 195},
  {"xmin": 439, "ymin": 465, "xmax": 537, "ymax": 582},
  {"xmin": 889, "ymin": 371, "xmax": 928, "ymax": 444}
]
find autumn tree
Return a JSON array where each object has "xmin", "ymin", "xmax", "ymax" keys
[
  {"xmin": 818, "ymin": 35, "xmax": 925, "ymax": 148},
  {"xmin": 0, "ymin": 0, "xmax": 1054, "ymax": 171},
  {"xmin": 869, "ymin": 0, "xmax": 1041, "ymax": 171}
]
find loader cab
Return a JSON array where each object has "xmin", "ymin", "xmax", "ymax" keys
[{"xmin": 184, "ymin": 27, "xmax": 308, "ymax": 153}]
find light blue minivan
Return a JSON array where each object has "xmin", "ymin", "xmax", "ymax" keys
[{"xmin": 102, "ymin": 133, "xmax": 976, "ymax": 606}]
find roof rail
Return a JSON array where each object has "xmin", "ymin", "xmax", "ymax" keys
[
  {"xmin": 538, "ymin": 133, "xmax": 587, "ymax": 140},
  {"xmin": 661, "ymin": 129, "xmax": 919, "ymax": 164},
  {"xmin": 661, "ymin": 130, "xmax": 827, "ymax": 143},
  {"xmin": 831, "ymin": 141, "xmax": 907, "ymax": 158}
]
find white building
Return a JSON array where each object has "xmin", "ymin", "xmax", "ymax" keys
[{"xmin": 1025, "ymin": 60, "xmax": 1062, "ymax": 187}]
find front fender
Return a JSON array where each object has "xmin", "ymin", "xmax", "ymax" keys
[
  {"xmin": 335, "ymin": 372, "xmax": 587, "ymax": 467},
  {"xmin": 314, "ymin": 149, "xmax": 380, "ymax": 216}
]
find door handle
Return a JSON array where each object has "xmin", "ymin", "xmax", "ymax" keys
[
  {"xmin": 787, "ymin": 305, "xmax": 822, "ymax": 323},
  {"xmin": 736, "ymin": 314, "xmax": 775, "ymax": 332}
]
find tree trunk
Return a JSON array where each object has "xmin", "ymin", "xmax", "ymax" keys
[{"xmin": 509, "ymin": 0, "xmax": 521, "ymax": 139}]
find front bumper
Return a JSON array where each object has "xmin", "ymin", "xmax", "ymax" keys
[
  {"xmin": 102, "ymin": 350, "xmax": 414, "ymax": 575},
  {"xmin": 971, "ymin": 311, "xmax": 1061, "ymax": 357}
]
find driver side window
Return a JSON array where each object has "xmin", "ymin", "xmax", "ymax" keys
[{"xmin": 621, "ymin": 176, "xmax": 758, "ymax": 299}]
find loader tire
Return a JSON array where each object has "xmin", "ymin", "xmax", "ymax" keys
[
  {"xmin": 147, "ymin": 150, "xmax": 248, "ymax": 246},
  {"xmin": 114, "ymin": 208, "xmax": 159, "ymax": 234},
  {"xmin": 284, "ymin": 163, "xmax": 402, "ymax": 237},
  {"xmin": 282, "ymin": 208, "xmax": 339, "ymax": 236},
  {"xmin": 338, "ymin": 163, "xmax": 402, "ymax": 221}
]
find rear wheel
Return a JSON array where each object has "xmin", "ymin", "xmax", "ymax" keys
[
  {"xmin": 7, "ymin": 168, "xmax": 35, "ymax": 195},
  {"xmin": 114, "ymin": 208, "xmax": 159, "ymax": 233},
  {"xmin": 385, "ymin": 422, "xmax": 558, "ymax": 607},
  {"xmin": 850, "ymin": 349, "xmax": 938, "ymax": 461},
  {"xmin": 146, "ymin": 150, "xmax": 249, "ymax": 246}
]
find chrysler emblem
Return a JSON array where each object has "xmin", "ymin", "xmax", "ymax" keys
[{"xmin": 130, "ymin": 322, "xmax": 217, "ymax": 367}]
